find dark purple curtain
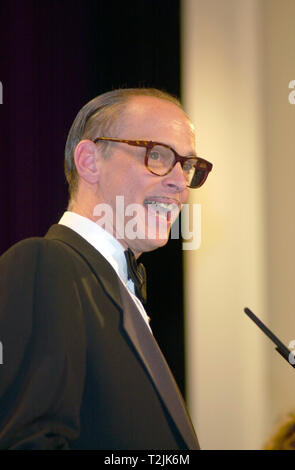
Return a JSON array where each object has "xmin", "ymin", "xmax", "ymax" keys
[
  {"xmin": 0, "ymin": 1, "xmax": 92, "ymax": 249},
  {"xmin": 0, "ymin": 0, "xmax": 186, "ymax": 395}
]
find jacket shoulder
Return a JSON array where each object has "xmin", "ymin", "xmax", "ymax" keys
[{"xmin": 0, "ymin": 235, "xmax": 80, "ymax": 267}]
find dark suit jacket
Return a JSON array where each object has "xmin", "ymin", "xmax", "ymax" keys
[{"xmin": 0, "ymin": 224, "xmax": 199, "ymax": 450}]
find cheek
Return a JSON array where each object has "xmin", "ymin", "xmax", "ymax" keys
[
  {"xmin": 122, "ymin": 182, "xmax": 144, "ymax": 206},
  {"xmin": 108, "ymin": 175, "xmax": 144, "ymax": 207},
  {"xmin": 101, "ymin": 157, "xmax": 150, "ymax": 205}
]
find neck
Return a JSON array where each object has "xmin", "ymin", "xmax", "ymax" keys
[{"xmin": 69, "ymin": 203, "xmax": 142, "ymax": 259}]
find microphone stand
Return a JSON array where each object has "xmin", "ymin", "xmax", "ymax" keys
[{"xmin": 244, "ymin": 307, "xmax": 295, "ymax": 369}]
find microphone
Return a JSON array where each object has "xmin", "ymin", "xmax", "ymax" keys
[{"xmin": 244, "ymin": 307, "xmax": 295, "ymax": 369}]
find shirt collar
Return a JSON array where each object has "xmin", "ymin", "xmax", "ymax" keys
[
  {"xmin": 58, "ymin": 211, "xmax": 151, "ymax": 331},
  {"xmin": 58, "ymin": 211, "xmax": 129, "ymax": 284}
]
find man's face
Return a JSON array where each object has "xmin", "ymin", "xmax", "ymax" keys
[{"xmin": 94, "ymin": 96, "xmax": 196, "ymax": 256}]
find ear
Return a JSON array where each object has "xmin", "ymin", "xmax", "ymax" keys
[{"xmin": 74, "ymin": 139, "xmax": 101, "ymax": 184}]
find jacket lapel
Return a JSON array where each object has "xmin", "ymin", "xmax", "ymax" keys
[
  {"xmin": 118, "ymin": 282, "xmax": 199, "ymax": 450},
  {"xmin": 45, "ymin": 224, "xmax": 123, "ymax": 311},
  {"xmin": 45, "ymin": 224, "xmax": 199, "ymax": 450}
]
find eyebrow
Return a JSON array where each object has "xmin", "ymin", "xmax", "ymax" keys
[
  {"xmin": 163, "ymin": 142, "xmax": 197, "ymax": 158},
  {"xmin": 94, "ymin": 136, "xmax": 198, "ymax": 159}
]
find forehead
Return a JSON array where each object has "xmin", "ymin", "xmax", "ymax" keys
[{"xmin": 117, "ymin": 96, "xmax": 196, "ymax": 152}]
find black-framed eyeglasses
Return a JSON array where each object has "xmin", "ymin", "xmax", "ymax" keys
[{"xmin": 93, "ymin": 137, "xmax": 213, "ymax": 189}]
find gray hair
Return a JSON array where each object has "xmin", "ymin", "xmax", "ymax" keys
[{"xmin": 64, "ymin": 88, "xmax": 182, "ymax": 205}]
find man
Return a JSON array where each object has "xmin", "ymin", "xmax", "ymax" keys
[{"xmin": 0, "ymin": 88, "xmax": 212, "ymax": 450}]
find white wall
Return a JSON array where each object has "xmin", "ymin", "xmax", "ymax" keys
[
  {"xmin": 181, "ymin": 0, "xmax": 295, "ymax": 449},
  {"xmin": 263, "ymin": 0, "xmax": 295, "ymax": 429}
]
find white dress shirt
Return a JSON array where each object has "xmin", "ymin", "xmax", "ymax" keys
[{"xmin": 58, "ymin": 211, "xmax": 152, "ymax": 332}]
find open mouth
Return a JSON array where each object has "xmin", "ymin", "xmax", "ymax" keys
[{"xmin": 143, "ymin": 198, "xmax": 180, "ymax": 223}]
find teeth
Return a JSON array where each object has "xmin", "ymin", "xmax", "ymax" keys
[{"xmin": 144, "ymin": 200, "xmax": 175, "ymax": 212}]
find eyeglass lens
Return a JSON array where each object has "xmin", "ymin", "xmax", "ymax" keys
[{"xmin": 147, "ymin": 145, "xmax": 208, "ymax": 188}]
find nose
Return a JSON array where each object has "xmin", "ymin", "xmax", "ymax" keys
[{"xmin": 161, "ymin": 162, "xmax": 188, "ymax": 194}]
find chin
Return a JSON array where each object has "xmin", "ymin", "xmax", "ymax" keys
[
  {"xmin": 128, "ymin": 222, "xmax": 172, "ymax": 255},
  {"xmin": 139, "ymin": 233, "xmax": 170, "ymax": 254}
]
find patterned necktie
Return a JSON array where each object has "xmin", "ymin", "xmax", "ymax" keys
[{"xmin": 124, "ymin": 248, "xmax": 147, "ymax": 305}]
